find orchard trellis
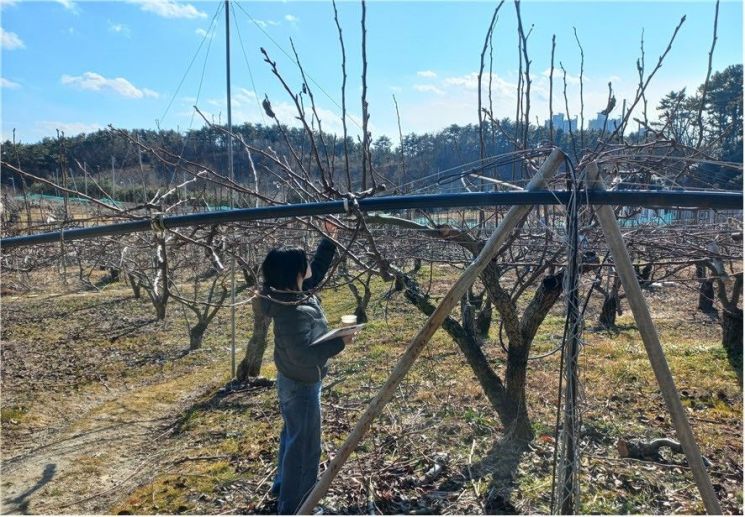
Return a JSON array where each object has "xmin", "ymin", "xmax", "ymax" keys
[
  {"xmin": 1, "ymin": 0, "xmax": 742, "ymax": 513},
  {"xmin": 1, "ymin": 154, "xmax": 740, "ymax": 514}
]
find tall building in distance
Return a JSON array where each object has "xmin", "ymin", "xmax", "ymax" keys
[
  {"xmin": 544, "ymin": 113, "xmax": 577, "ymax": 133},
  {"xmin": 588, "ymin": 112, "xmax": 622, "ymax": 131},
  {"xmin": 544, "ymin": 112, "xmax": 622, "ymax": 132}
]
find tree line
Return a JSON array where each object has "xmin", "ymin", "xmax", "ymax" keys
[{"xmin": 1, "ymin": 64, "xmax": 741, "ymax": 203}]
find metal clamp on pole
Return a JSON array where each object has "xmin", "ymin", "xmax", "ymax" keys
[
  {"xmin": 342, "ymin": 196, "xmax": 359, "ymax": 215},
  {"xmin": 150, "ymin": 213, "xmax": 166, "ymax": 235}
]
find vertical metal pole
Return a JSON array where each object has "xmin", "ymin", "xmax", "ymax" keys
[
  {"xmin": 111, "ymin": 156, "xmax": 116, "ymax": 203},
  {"xmin": 586, "ymin": 162, "xmax": 722, "ymax": 514},
  {"xmin": 557, "ymin": 178, "xmax": 581, "ymax": 515},
  {"xmin": 226, "ymin": 0, "xmax": 237, "ymax": 379},
  {"xmin": 138, "ymin": 137, "xmax": 146, "ymax": 203}
]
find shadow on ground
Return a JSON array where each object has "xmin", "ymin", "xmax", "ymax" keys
[{"xmin": 2, "ymin": 463, "xmax": 57, "ymax": 515}]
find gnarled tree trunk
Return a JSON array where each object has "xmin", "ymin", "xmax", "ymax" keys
[
  {"xmin": 236, "ymin": 298, "xmax": 272, "ymax": 380},
  {"xmin": 696, "ymin": 262, "xmax": 717, "ymax": 314},
  {"xmin": 722, "ymin": 305, "xmax": 742, "ymax": 379},
  {"xmin": 189, "ymin": 321, "xmax": 208, "ymax": 350},
  {"xmin": 404, "ymin": 268, "xmax": 564, "ymax": 443},
  {"xmin": 127, "ymin": 273, "xmax": 142, "ymax": 298}
]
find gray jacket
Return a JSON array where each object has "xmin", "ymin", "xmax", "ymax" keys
[{"xmin": 262, "ymin": 239, "xmax": 345, "ymax": 383}]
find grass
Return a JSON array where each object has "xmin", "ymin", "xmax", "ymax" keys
[
  {"xmin": 2, "ymin": 264, "xmax": 742, "ymax": 514},
  {"xmin": 0, "ymin": 406, "xmax": 28, "ymax": 424}
]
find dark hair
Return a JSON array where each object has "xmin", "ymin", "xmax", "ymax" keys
[{"xmin": 262, "ymin": 246, "xmax": 308, "ymax": 291}]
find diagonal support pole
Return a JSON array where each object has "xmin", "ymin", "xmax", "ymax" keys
[
  {"xmin": 297, "ymin": 148, "xmax": 565, "ymax": 514},
  {"xmin": 586, "ymin": 162, "xmax": 722, "ymax": 515}
]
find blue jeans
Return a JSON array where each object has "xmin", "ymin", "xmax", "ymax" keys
[{"xmin": 272, "ymin": 372, "xmax": 322, "ymax": 514}]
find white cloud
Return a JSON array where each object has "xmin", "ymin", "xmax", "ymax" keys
[
  {"xmin": 541, "ymin": 67, "xmax": 581, "ymax": 85},
  {"xmin": 413, "ymin": 84, "xmax": 444, "ymax": 95},
  {"xmin": 443, "ymin": 73, "xmax": 481, "ymax": 90},
  {"xmin": 54, "ymin": 0, "xmax": 78, "ymax": 12},
  {"xmin": 127, "ymin": 0, "xmax": 206, "ymax": 19},
  {"xmin": 1, "ymin": 77, "xmax": 20, "ymax": 89},
  {"xmin": 195, "ymin": 28, "xmax": 213, "ymax": 39},
  {"xmin": 0, "ymin": 28, "xmax": 25, "ymax": 50},
  {"xmin": 416, "ymin": 70, "xmax": 437, "ymax": 78},
  {"xmin": 253, "ymin": 19, "xmax": 279, "ymax": 29},
  {"xmin": 108, "ymin": 21, "xmax": 131, "ymax": 37},
  {"xmin": 443, "ymin": 72, "xmax": 515, "ymax": 97},
  {"xmin": 284, "ymin": 14, "xmax": 299, "ymax": 23},
  {"xmin": 0, "ymin": 0, "xmax": 18, "ymax": 8},
  {"xmin": 37, "ymin": 121, "xmax": 102, "ymax": 135},
  {"xmin": 389, "ymin": 72, "xmax": 520, "ymax": 136},
  {"xmin": 61, "ymin": 72, "xmax": 159, "ymax": 99}
]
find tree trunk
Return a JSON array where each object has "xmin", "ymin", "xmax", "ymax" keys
[
  {"xmin": 439, "ymin": 315, "xmax": 510, "ymax": 417},
  {"xmin": 154, "ymin": 299, "xmax": 167, "ymax": 320},
  {"xmin": 599, "ymin": 293, "xmax": 618, "ymax": 328},
  {"xmin": 698, "ymin": 279, "xmax": 716, "ymax": 314},
  {"xmin": 476, "ymin": 298, "xmax": 492, "ymax": 340},
  {"xmin": 502, "ymin": 342, "xmax": 533, "ymax": 442},
  {"xmin": 722, "ymin": 305, "xmax": 743, "ymax": 380},
  {"xmin": 236, "ymin": 298, "xmax": 272, "ymax": 380},
  {"xmin": 189, "ymin": 321, "xmax": 207, "ymax": 350},
  {"xmin": 127, "ymin": 273, "xmax": 141, "ymax": 299},
  {"xmin": 696, "ymin": 262, "xmax": 717, "ymax": 314},
  {"xmin": 635, "ymin": 263, "xmax": 653, "ymax": 288},
  {"xmin": 410, "ymin": 284, "xmax": 533, "ymax": 441},
  {"xmin": 354, "ymin": 304, "xmax": 369, "ymax": 324},
  {"xmin": 353, "ymin": 277, "xmax": 372, "ymax": 324}
]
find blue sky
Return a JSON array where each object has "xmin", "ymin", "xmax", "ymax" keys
[{"xmin": 1, "ymin": 0, "xmax": 742, "ymax": 144}]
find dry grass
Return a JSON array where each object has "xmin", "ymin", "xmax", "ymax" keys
[{"xmin": 1, "ymin": 265, "xmax": 742, "ymax": 514}]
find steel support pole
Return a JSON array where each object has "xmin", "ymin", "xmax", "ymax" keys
[
  {"xmin": 586, "ymin": 162, "xmax": 722, "ymax": 514},
  {"xmin": 296, "ymin": 148, "xmax": 565, "ymax": 514},
  {"xmin": 225, "ymin": 0, "xmax": 237, "ymax": 379}
]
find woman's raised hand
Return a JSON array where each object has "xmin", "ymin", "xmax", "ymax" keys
[{"xmin": 323, "ymin": 218, "xmax": 340, "ymax": 238}]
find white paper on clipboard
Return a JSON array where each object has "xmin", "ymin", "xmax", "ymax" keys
[{"xmin": 310, "ymin": 324, "xmax": 365, "ymax": 346}]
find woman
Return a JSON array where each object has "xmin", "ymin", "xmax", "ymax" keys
[{"xmin": 261, "ymin": 224, "xmax": 353, "ymax": 514}]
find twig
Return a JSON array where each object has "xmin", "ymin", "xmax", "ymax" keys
[
  {"xmin": 695, "ymin": 0, "xmax": 719, "ymax": 148},
  {"xmin": 549, "ymin": 34, "xmax": 556, "ymax": 145},
  {"xmin": 332, "ymin": 0, "xmax": 352, "ymax": 191}
]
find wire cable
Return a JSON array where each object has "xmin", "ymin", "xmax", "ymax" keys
[
  {"xmin": 231, "ymin": 2, "xmax": 267, "ymax": 127},
  {"xmin": 159, "ymin": 2, "xmax": 224, "ymax": 127},
  {"xmin": 232, "ymin": 0, "xmax": 363, "ymax": 132}
]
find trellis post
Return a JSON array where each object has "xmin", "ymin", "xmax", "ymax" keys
[
  {"xmin": 296, "ymin": 148, "xmax": 565, "ymax": 514},
  {"xmin": 586, "ymin": 162, "xmax": 722, "ymax": 514}
]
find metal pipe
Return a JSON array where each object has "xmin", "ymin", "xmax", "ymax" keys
[
  {"xmin": 1, "ymin": 190, "xmax": 741, "ymax": 250},
  {"xmin": 225, "ymin": 0, "xmax": 237, "ymax": 379}
]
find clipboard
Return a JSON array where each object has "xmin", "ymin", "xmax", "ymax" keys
[{"xmin": 310, "ymin": 324, "xmax": 365, "ymax": 346}]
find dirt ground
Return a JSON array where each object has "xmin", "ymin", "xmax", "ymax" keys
[
  {"xmin": 0, "ymin": 274, "xmax": 742, "ymax": 514},
  {"xmin": 1, "ymin": 287, "xmax": 232, "ymax": 513}
]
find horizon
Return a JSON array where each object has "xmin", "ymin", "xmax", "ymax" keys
[{"xmin": 1, "ymin": 0, "xmax": 742, "ymax": 145}]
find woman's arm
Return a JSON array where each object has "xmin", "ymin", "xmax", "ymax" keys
[
  {"xmin": 278, "ymin": 308, "xmax": 345, "ymax": 365},
  {"xmin": 302, "ymin": 238, "xmax": 337, "ymax": 291}
]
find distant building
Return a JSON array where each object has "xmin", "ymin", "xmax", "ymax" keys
[
  {"xmin": 544, "ymin": 113, "xmax": 578, "ymax": 133},
  {"xmin": 588, "ymin": 112, "xmax": 621, "ymax": 131}
]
